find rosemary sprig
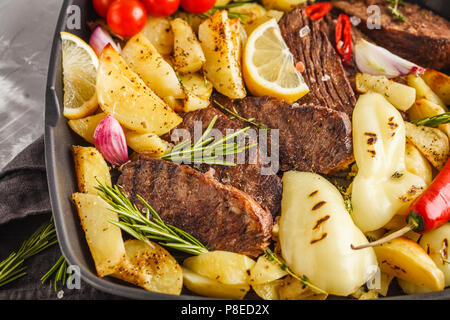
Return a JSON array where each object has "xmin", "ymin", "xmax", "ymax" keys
[
  {"xmin": 214, "ymin": 100, "xmax": 269, "ymax": 130},
  {"xmin": 387, "ymin": 0, "xmax": 406, "ymax": 22},
  {"xmin": 96, "ymin": 181, "xmax": 209, "ymax": 256},
  {"xmin": 411, "ymin": 112, "xmax": 450, "ymax": 128},
  {"xmin": 0, "ymin": 219, "xmax": 58, "ymax": 288},
  {"xmin": 161, "ymin": 115, "xmax": 257, "ymax": 166},
  {"xmin": 264, "ymin": 249, "xmax": 327, "ymax": 295},
  {"xmin": 41, "ymin": 255, "xmax": 68, "ymax": 292}
]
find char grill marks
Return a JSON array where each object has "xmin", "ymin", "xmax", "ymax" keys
[
  {"xmin": 213, "ymin": 94, "xmax": 354, "ymax": 175},
  {"xmin": 165, "ymin": 107, "xmax": 282, "ymax": 216},
  {"xmin": 332, "ymin": 0, "xmax": 450, "ymax": 70},
  {"xmin": 118, "ymin": 157, "xmax": 273, "ymax": 257},
  {"xmin": 279, "ymin": 8, "xmax": 356, "ymax": 117}
]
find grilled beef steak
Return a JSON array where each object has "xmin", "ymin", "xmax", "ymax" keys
[
  {"xmin": 165, "ymin": 107, "xmax": 283, "ymax": 216},
  {"xmin": 213, "ymin": 94, "xmax": 354, "ymax": 174},
  {"xmin": 117, "ymin": 157, "xmax": 273, "ymax": 257},
  {"xmin": 333, "ymin": 0, "xmax": 450, "ymax": 70},
  {"xmin": 279, "ymin": 7, "xmax": 356, "ymax": 117}
]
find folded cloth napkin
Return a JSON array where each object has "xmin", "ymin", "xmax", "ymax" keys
[{"xmin": 0, "ymin": 136, "xmax": 120, "ymax": 300}]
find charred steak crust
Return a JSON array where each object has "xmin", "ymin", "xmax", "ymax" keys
[
  {"xmin": 213, "ymin": 94, "xmax": 354, "ymax": 175},
  {"xmin": 117, "ymin": 157, "xmax": 273, "ymax": 257},
  {"xmin": 164, "ymin": 107, "xmax": 283, "ymax": 216},
  {"xmin": 279, "ymin": 8, "xmax": 356, "ymax": 117},
  {"xmin": 332, "ymin": 0, "xmax": 450, "ymax": 70}
]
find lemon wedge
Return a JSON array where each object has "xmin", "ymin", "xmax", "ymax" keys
[
  {"xmin": 61, "ymin": 32, "xmax": 99, "ymax": 120},
  {"xmin": 243, "ymin": 19, "xmax": 309, "ymax": 103}
]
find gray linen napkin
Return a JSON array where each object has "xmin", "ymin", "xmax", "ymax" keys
[{"xmin": 0, "ymin": 136, "xmax": 120, "ymax": 300}]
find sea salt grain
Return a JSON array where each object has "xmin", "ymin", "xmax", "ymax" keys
[
  {"xmin": 299, "ymin": 26, "xmax": 310, "ymax": 38},
  {"xmin": 292, "ymin": 102, "xmax": 300, "ymax": 108},
  {"xmin": 321, "ymin": 74, "xmax": 330, "ymax": 81}
]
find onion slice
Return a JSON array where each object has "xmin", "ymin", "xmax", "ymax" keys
[
  {"xmin": 354, "ymin": 39, "xmax": 425, "ymax": 78},
  {"xmin": 89, "ymin": 26, "xmax": 121, "ymax": 57},
  {"xmin": 93, "ymin": 115, "xmax": 129, "ymax": 167}
]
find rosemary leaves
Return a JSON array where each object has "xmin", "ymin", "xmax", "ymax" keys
[
  {"xmin": 411, "ymin": 112, "xmax": 450, "ymax": 128},
  {"xmin": 96, "ymin": 181, "xmax": 209, "ymax": 256},
  {"xmin": 214, "ymin": 100, "xmax": 269, "ymax": 130},
  {"xmin": 161, "ymin": 115, "xmax": 257, "ymax": 166}
]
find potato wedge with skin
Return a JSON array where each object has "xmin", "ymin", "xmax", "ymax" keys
[
  {"xmin": 405, "ymin": 139, "xmax": 433, "ymax": 185},
  {"xmin": 183, "ymin": 250, "xmax": 256, "ymax": 285},
  {"xmin": 278, "ymin": 276, "xmax": 328, "ymax": 300},
  {"xmin": 121, "ymin": 34, "xmax": 184, "ymax": 100},
  {"xmin": 406, "ymin": 74, "xmax": 446, "ymax": 109},
  {"xmin": 183, "ymin": 267, "xmax": 250, "ymax": 299},
  {"xmin": 419, "ymin": 223, "xmax": 450, "ymax": 287},
  {"xmin": 262, "ymin": 0, "xmax": 308, "ymax": 12},
  {"xmin": 113, "ymin": 240, "xmax": 183, "ymax": 295},
  {"xmin": 355, "ymin": 73, "xmax": 416, "ymax": 112},
  {"xmin": 408, "ymin": 99, "xmax": 450, "ymax": 139},
  {"xmin": 199, "ymin": 10, "xmax": 246, "ymax": 99},
  {"xmin": 422, "ymin": 69, "xmax": 450, "ymax": 105},
  {"xmin": 171, "ymin": 18, "xmax": 205, "ymax": 74},
  {"xmin": 72, "ymin": 193, "xmax": 126, "ymax": 277},
  {"xmin": 72, "ymin": 146, "xmax": 111, "ymax": 194},
  {"xmin": 179, "ymin": 73, "xmax": 213, "ymax": 112},
  {"xmin": 405, "ymin": 122, "xmax": 449, "ymax": 170},
  {"xmin": 249, "ymin": 254, "xmax": 287, "ymax": 285},
  {"xmin": 252, "ymin": 279, "xmax": 283, "ymax": 300},
  {"xmin": 141, "ymin": 17, "xmax": 174, "ymax": 55},
  {"xmin": 373, "ymin": 237, "xmax": 445, "ymax": 291},
  {"xmin": 97, "ymin": 46, "xmax": 182, "ymax": 135},
  {"xmin": 68, "ymin": 112, "xmax": 107, "ymax": 144},
  {"xmin": 125, "ymin": 131, "xmax": 169, "ymax": 156}
]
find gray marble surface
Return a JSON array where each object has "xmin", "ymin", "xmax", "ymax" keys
[{"xmin": 0, "ymin": 0, "xmax": 63, "ymax": 170}]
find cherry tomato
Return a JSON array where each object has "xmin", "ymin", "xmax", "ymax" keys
[
  {"xmin": 92, "ymin": 0, "xmax": 116, "ymax": 18},
  {"xmin": 107, "ymin": 0, "xmax": 147, "ymax": 37},
  {"xmin": 181, "ymin": 0, "xmax": 216, "ymax": 14},
  {"xmin": 141, "ymin": 0, "xmax": 180, "ymax": 17}
]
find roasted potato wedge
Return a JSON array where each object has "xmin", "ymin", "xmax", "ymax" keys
[
  {"xmin": 277, "ymin": 276, "xmax": 328, "ymax": 300},
  {"xmin": 373, "ymin": 237, "xmax": 445, "ymax": 291},
  {"xmin": 125, "ymin": 131, "xmax": 169, "ymax": 156},
  {"xmin": 249, "ymin": 255, "xmax": 287, "ymax": 285},
  {"xmin": 183, "ymin": 250, "xmax": 256, "ymax": 285},
  {"xmin": 141, "ymin": 17, "xmax": 174, "ymax": 55},
  {"xmin": 121, "ymin": 33, "xmax": 184, "ymax": 100},
  {"xmin": 229, "ymin": 3, "xmax": 267, "ymax": 25},
  {"xmin": 408, "ymin": 99, "xmax": 450, "ymax": 139},
  {"xmin": 419, "ymin": 223, "xmax": 450, "ymax": 287},
  {"xmin": 261, "ymin": 0, "xmax": 308, "ymax": 12},
  {"xmin": 245, "ymin": 9, "xmax": 285, "ymax": 35},
  {"xmin": 72, "ymin": 146, "xmax": 111, "ymax": 194},
  {"xmin": 179, "ymin": 73, "xmax": 213, "ymax": 112},
  {"xmin": 406, "ymin": 74, "xmax": 446, "ymax": 109},
  {"xmin": 405, "ymin": 122, "xmax": 449, "ymax": 170},
  {"xmin": 404, "ymin": 139, "xmax": 433, "ymax": 185},
  {"xmin": 171, "ymin": 18, "xmax": 205, "ymax": 74},
  {"xmin": 68, "ymin": 112, "xmax": 107, "ymax": 144},
  {"xmin": 252, "ymin": 279, "xmax": 283, "ymax": 300},
  {"xmin": 198, "ymin": 10, "xmax": 246, "ymax": 99},
  {"xmin": 183, "ymin": 267, "xmax": 250, "ymax": 299},
  {"xmin": 421, "ymin": 69, "xmax": 450, "ymax": 105},
  {"xmin": 97, "ymin": 46, "xmax": 182, "ymax": 135},
  {"xmin": 113, "ymin": 240, "xmax": 183, "ymax": 295},
  {"xmin": 397, "ymin": 278, "xmax": 432, "ymax": 295},
  {"xmin": 72, "ymin": 193, "xmax": 126, "ymax": 277},
  {"xmin": 355, "ymin": 73, "xmax": 416, "ymax": 111}
]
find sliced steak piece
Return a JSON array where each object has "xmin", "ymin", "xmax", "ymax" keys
[
  {"xmin": 165, "ymin": 107, "xmax": 282, "ymax": 216},
  {"xmin": 332, "ymin": 0, "xmax": 450, "ymax": 70},
  {"xmin": 279, "ymin": 7, "xmax": 356, "ymax": 117},
  {"xmin": 213, "ymin": 94, "xmax": 354, "ymax": 175},
  {"xmin": 117, "ymin": 157, "xmax": 273, "ymax": 257}
]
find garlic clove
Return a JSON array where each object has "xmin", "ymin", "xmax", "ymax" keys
[{"xmin": 94, "ymin": 115, "xmax": 129, "ymax": 167}]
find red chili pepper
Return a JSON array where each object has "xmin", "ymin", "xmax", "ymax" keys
[
  {"xmin": 352, "ymin": 159, "xmax": 450, "ymax": 250},
  {"xmin": 406, "ymin": 159, "xmax": 450, "ymax": 233},
  {"xmin": 335, "ymin": 14, "xmax": 352, "ymax": 67},
  {"xmin": 305, "ymin": 2, "xmax": 333, "ymax": 20}
]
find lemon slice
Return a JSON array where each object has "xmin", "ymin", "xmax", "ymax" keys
[
  {"xmin": 61, "ymin": 32, "xmax": 99, "ymax": 120},
  {"xmin": 243, "ymin": 19, "xmax": 309, "ymax": 104}
]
